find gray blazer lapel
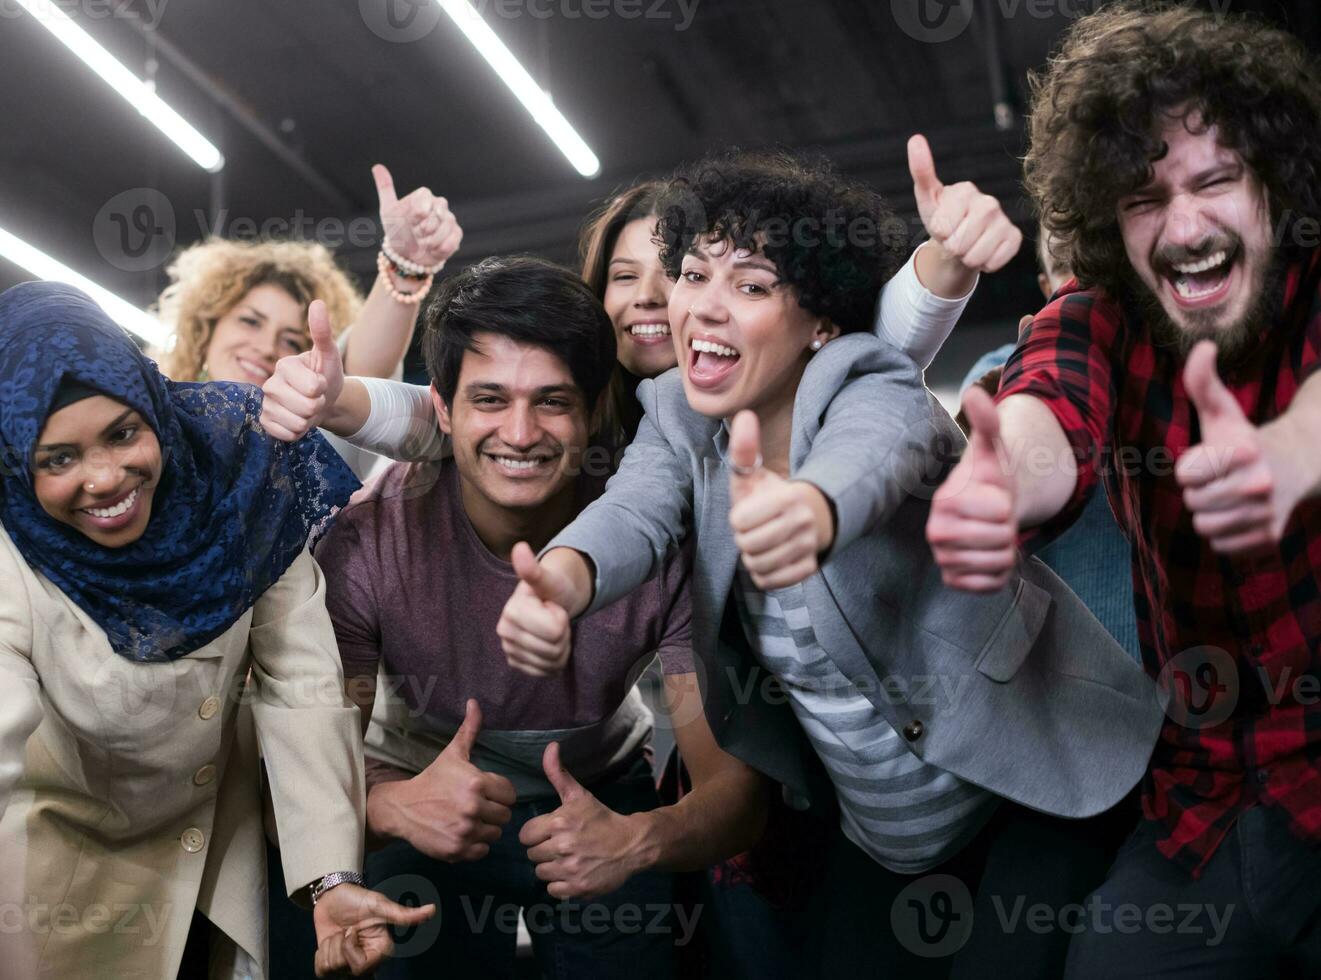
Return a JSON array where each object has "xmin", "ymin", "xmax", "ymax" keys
[{"xmin": 695, "ymin": 456, "xmax": 740, "ymax": 649}]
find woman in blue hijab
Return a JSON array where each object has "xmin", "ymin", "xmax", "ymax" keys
[{"xmin": 0, "ymin": 282, "xmax": 433, "ymax": 979}]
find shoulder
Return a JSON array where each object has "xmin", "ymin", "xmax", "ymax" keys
[
  {"xmin": 316, "ymin": 460, "xmax": 448, "ymax": 561},
  {"xmin": 633, "ymin": 369, "xmax": 722, "ymax": 453},
  {"xmin": 1033, "ymin": 282, "xmax": 1125, "ymax": 341}
]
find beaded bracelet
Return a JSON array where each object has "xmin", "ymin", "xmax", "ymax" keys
[
  {"xmin": 381, "ymin": 239, "xmax": 446, "ymax": 278},
  {"xmin": 377, "ymin": 251, "xmax": 434, "ymax": 305}
]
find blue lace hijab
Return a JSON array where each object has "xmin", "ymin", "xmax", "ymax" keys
[{"xmin": 0, "ymin": 281, "xmax": 360, "ymax": 662}]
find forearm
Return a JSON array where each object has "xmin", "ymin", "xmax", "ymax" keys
[
  {"xmin": 541, "ymin": 547, "xmax": 596, "ymax": 618},
  {"xmin": 623, "ymin": 771, "xmax": 768, "ymax": 875},
  {"xmin": 875, "ymin": 242, "xmax": 975, "ymax": 370},
  {"xmin": 341, "ymin": 274, "xmax": 419, "ymax": 379},
  {"xmin": 322, "ymin": 378, "xmax": 371, "ymax": 438},
  {"xmin": 1269, "ymin": 371, "xmax": 1321, "ymax": 499},
  {"xmin": 997, "ymin": 394, "xmax": 1078, "ymax": 527}
]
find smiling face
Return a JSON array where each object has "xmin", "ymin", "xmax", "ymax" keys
[
  {"xmin": 1117, "ymin": 115, "xmax": 1276, "ymax": 359},
  {"xmin": 433, "ymin": 333, "xmax": 590, "ymax": 520},
  {"xmin": 602, "ymin": 217, "xmax": 676, "ymax": 378},
  {"xmin": 204, "ymin": 283, "xmax": 310, "ymax": 385},
  {"xmin": 668, "ymin": 238, "xmax": 836, "ymax": 424},
  {"xmin": 33, "ymin": 394, "xmax": 162, "ymax": 548}
]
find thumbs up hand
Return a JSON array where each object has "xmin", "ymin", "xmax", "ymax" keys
[
  {"xmin": 364, "ymin": 699, "xmax": 517, "ymax": 862},
  {"xmin": 376, "ymin": 164, "xmax": 463, "ymax": 273},
  {"xmin": 260, "ymin": 299, "xmax": 345, "ymax": 441},
  {"xmin": 926, "ymin": 386, "xmax": 1019, "ymax": 592},
  {"xmin": 497, "ymin": 543, "xmax": 575, "ymax": 676},
  {"xmin": 520, "ymin": 742, "xmax": 645, "ymax": 900},
  {"xmin": 1176, "ymin": 341, "xmax": 1302, "ymax": 554},
  {"xmin": 727, "ymin": 411, "xmax": 836, "ymax": 591},
  {"xmin": 908, "ymin": 134, "xmax": 1022, "ymax": 274}
]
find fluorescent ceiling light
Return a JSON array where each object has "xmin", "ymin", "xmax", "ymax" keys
[
  {"xmin": 16, "ymin": 0, "xmax": 224, "ymax": 173},
  {"xmin": 0, "ymin": 225, "xmax": 167, "ymax": 346},
  {"xmin": 436, "ymin": 0, "xmax": 600, "ymax": 178}
]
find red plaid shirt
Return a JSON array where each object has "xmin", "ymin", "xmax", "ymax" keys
[{"xmin": 998, "ymin": 252, "xmax": 1321, "ymax": 876}]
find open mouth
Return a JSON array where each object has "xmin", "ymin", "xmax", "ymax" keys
[
  {"xmin": 626, "ymin": 321, "xmax": 671, "ymax": 346},
  {"xmin": 484, "ymin": 453, "xmax": 556, "ymax": 477},
  {"xmin": 1162, "ymin": 248, "xmax": 1237, "ymax": 309},
  {"xmin": 78, "ymin": 484, "xmax": 144, "ymax": 531},
  {"xmin": 687, "ymin": 336, "xmax": 741, "ymax": 390}
]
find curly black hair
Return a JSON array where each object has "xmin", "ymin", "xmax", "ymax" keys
[
  {"xmin": 1024, "ymin": 1, "xmax": 1321, "ymax": 296},
  {"xmin": 654, "ymin": 150, "xmax": 908, "ymax": 333}
]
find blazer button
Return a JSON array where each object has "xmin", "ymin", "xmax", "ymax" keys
[
  {"xmin": 180, "ymin": 828, "xmax": 206, "ymax": 853},
  {"xmin": 902, "ymin": 720, "xmax": 924, "ymax": 742},
  {"xmin": 193, "ymin": 764, "xmax": 217, "ymax": 786},
  {"xmin": 198, "ymin": 697, "xmax": 220, "ymax": 721}
]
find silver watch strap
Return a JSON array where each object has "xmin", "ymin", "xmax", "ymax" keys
[{"xmin": 310, "ymin": 870, "xmax": 365, "ymax": 905}]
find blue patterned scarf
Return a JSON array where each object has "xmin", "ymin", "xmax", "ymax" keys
[{"xmin": 0, "ymin": 281, "xmax": 360, "ymax": 662}]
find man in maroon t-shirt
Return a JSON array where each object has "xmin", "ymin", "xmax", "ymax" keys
[
  {"xmin": 312, "ymin": 256, "xmax": 766, "ymax": 979},
  {"xmin": 927, "ymin": 6, "xmax": 1321, "ymax": 977}
]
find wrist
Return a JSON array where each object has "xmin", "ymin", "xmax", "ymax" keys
[
  {"xmin": 620, "ymin": 810, "xmax": 664, "ymax": 876},
  {"xmin": 793, "ymin": 481, "xmax": 837, "ymax": 554},
  {"xmin": 541, "ymin": 547, "xmax": 594, "ymax": 616},
  {"xmin": 366, "ymin": 781, "xmax": 404, "ymax": 841},
  {"xmin": 913, "ymin": 239, "xmax": 978, "ymax": 300}
]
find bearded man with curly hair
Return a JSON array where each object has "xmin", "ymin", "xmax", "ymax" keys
[{"xmin": 927, "ymin": 4, "xmax": 1321, "ymax": 975}]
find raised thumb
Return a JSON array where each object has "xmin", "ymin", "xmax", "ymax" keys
[
  {"xmin": 962, "ymin": 386, "xmax": 1008, "ymax": 486},
  {"xmin": 307, "ymin": 300, "xmax": 337, "ymax": 373},
  {"xmin": 449, "ymin": 698, "xmax": 482, "ymax": 760},
  {"xmin": 907, "ymin": 134, "xmax": 943, "ymax": 212},
  {"xmin": 543, "ymin": 741, "xmax": 585, "ymax": 803},
  {"xmin": 511, "ymin": 541, "xmax": 556, "ymax": 602},
  {"xmin": 1183, "ymin": 340, "xmax": 1240, "ymax": 426},
  {"xmin": 728, "ymin": 410, "xmax": 763, "ymax": 500}
]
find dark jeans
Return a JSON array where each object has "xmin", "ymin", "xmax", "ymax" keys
[
  {"xmin": 1064, "ymin": 804, "xmax": 1321, "ymax": 979},
  {"xmin": 803, "ymin": 797, "xmax": 1136, "ymax": 979},
  {"xmin": 365, "ymin": 756, "xmax": 678, "ymax": 980}
]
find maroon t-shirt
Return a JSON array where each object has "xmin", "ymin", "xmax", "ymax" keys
[{"xmin": 314, "ymin": 460, "xmax": 693, "ymax": 797}]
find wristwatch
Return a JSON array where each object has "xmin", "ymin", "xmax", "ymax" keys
[{"xmin": 310, "ymin": 870, "xmax": 366, "ymax": 906}]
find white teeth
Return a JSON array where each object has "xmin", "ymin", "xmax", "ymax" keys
[
  {"xmin": 491, "ymin": 456, "xmax": 542, "ymax": 471},
  {"xmin": 83, "ymin": 487, "xmax": 137, "ymax": 519},
  {"xmin": 628, "ymin": 323, "xmax": 670, "ymax": 337},
  {"xmin": 1172, "ymin": 250, "xmax": 1228, "ymax": 275},
  {"xmin": 691, "ymin": 338, "xmax": 738, "ymax": 357}
]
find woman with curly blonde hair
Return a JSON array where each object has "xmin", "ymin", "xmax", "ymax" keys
[
  {"xmin": 155, "ymin": 237, "xmax": 362, "ymax": 384},
  {"xmin": 154, "ymin": 165, "xmax": 463, "ymax": 478}
]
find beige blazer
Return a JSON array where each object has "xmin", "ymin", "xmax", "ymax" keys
[{"xmin": 0, "ymin": 529, "xmax": 366, "ymax": 980}]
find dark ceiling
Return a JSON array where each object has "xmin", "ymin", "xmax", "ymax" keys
[{"xmin": 2, "ymin": 0, "xmax": 1319, "ymax": 388}]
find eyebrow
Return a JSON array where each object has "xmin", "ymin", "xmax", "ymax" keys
[
  {"xmin": 237, "ymin": 305, "xmax": 268, "ymax": 321},
  {"xmin": 683, "ymin": 248, "xmax": 778, "ymax": 273},
  {"xmin": 462, "ymin": 382, "xmax": 580, "ymax": 398},
  {"xmin": 36, "ymin": 409, "xmax": 137, "ymax": 453},
  {"xmin": 1128, "ymin": 160, "xmax": 1242, "ymax": 196}
]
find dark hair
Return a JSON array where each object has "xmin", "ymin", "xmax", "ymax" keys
[
  {"xmin": 1024, "ymin": 1, "xmax": 1321, "ymax": 295},
  {"xmin": 655, "ymin": 150, "xmax": 907, "ymax": 333},
  {"xmin": 579, "ymin": 180, "xmax": 667, "ymax": 300},
  {"xmin": 421, "ymin": 255, "xmax": 617, "ymax": 409}
]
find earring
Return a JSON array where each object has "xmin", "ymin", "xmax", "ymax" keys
[{"xmin": 810, "ymin": 339, "xmax": 823, "ymax": 351}]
